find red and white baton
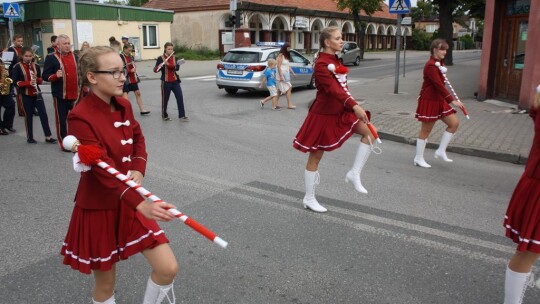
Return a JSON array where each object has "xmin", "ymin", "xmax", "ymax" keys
[
  {"xmin": 435, "ymin": 62, "xmax": 470, "ymax": 119},
  {"xmin": 63, "ymin": 135, "xmax": 228, "ymax": 249}
]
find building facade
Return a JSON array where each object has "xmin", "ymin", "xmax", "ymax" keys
[
  {"xmin": 0, "ymin": 0, "xmax": 173, "ymax": 60},
  {"xmin": 144, "ymin": 0, "xmax": 411, "ymax": 55},
  {"xmin": 478, "ymin": 0, "xmax": 538, "ymax": 108}
]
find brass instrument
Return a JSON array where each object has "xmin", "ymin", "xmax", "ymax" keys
[
  {"xmin": 0, "ymin": 64, "xmax": 13, "ymax": 96},
  {"xmin": 29, "ymin": 69, "xmax": 43, "ymax": 101},
  {"xmin": 33, "ymin": 54, "xmax": 42, "ymax": 63}
]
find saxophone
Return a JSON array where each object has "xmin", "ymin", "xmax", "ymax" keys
[{"xmin": 0, "ymin": 64, "xmax": 13, "ymax": 96}]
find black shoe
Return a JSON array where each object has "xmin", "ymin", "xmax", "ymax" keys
[
  {"xmin": 140, "ymin": 111, "xmax": 151, "ymax": 115},
  {"xmin": 27, "ymin": 139, "xmax": 37, "ymax": 144},
  {"xmin": 180, "ymin": 116, "xmax": 189, "ymax": 122},
  {"xmin": 162, "ymin": 116, "xmax": 172, "ymax": 121},
  {"xmin": 6, "ymin": 128, "xmax": 16, "ymax": 132},
  {"xmin": 0, "ymin": 129, "xmax": 8, "ymax": 135},
  {"xmin": 45, "ymin": 138, "xmax": 57, "ymax": 144},
  {"xmin": 62, "ymin": 148, "xmax": 71, "ymax": 152}
]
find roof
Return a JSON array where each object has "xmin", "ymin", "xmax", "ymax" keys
[{"xmin": 144, "ymin": 0, "xmax": 396, "ymax": 20}]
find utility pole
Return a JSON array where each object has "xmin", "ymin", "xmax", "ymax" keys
[{"xmin": 70, "ymin": 0, "xmax": 79, "ymax": 50}]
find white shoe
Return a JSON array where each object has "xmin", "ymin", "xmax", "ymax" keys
[
  {"xmin": 303, "ymin": 197, "xmax": 328, "ymax": 213},
  {"xmin": 414, "ymin": 138, "xmax": 431, "ymax": 168},
  {"xmin": 345, "ymin": 170, "xmax": 368, "ymax": 193},
  {"xmin": 303, "ymin": 170, "xmax": 327, "ymax": 213},
  {"xmin": 434, "ymin": 149, "xmax": 453, "ymax": 162}
]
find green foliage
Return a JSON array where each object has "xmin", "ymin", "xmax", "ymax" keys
[
  {"xmin": 411, "ymin": 28, "xmax": 433, "ymax": 50},
  {"xmin": 460, "ymin": 34, "xmax": 474, "ymax": 49},
  {"xmin": 172, "ymin": 44, "xmax": 220, "ymax": 61},
  {"xmin": 335, "ymin": 0, "xmax": 384, "ymax": 16},
  {"xmin": 411, "ymin": 0, "xmax": 435, "ymax": 21},
  {"xmin": 127, "ymin": 0, "xmax": 149, "ymax": 6}
]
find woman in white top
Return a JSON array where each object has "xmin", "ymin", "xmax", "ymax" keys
[{"xmin": 277, "ymin": 43, "xmax": 296, "ymax": 109}]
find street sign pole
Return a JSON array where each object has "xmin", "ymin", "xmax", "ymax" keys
[
  {"xmin": 70, "ymin": 0, "xmax": 79, "ymax": 50},
  {"xmin": 8, "ymin": 19, "xmax": 14, "ymax": 47},
  {"xmin": 403, "ymin": 32, "xmax": 406, "ymax": 77},
  {"xmin": 394, "ymin": 14, "xmax": 402, "ymax": 94},
  {"xmin": 230, "ymin": 0, "xmax": 237, "ymax": 48}
]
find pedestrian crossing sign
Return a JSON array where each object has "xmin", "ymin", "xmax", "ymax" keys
[
  {"xmin": 389, "ymin": 0, "xmax": 411, "ymax": 14},
  {"xmin": 2, "ymin": 2, "xmax": 20, "ymax": 18}
]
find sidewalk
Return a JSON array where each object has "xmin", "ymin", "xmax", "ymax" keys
[{"xmin": 132, "ymin": 52, "xmax": 534, "ymax": 164}]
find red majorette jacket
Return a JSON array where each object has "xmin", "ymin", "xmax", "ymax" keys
[
  {"xmin": 68, "ymin": 92, "xmax": 148, "ymax": 210},
  {"xmin": 42, "ymin": 50, "xmax": 79, "ymax": 100},
  {"xmin": 154, "ymin": 54, "xmax": 181, "ymax": 83},
  {"xmin": 12, "ymin": 62, "xmax": 42, "ymax": 97},
  {"xmin": 120, "ymin": 52, "xmax": 138, "ymax": 84},
  {"xmin": 310, "ymin": 53, "xmax": 358, "ymax": 115},
  {"xmin": 526, "ymin": 108, "xmax": 540, "ymax": 179},
  {"xmin": 418, "ymin": 57, "xmax": 453, "ymax": 103}
]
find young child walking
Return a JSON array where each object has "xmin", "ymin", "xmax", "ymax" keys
[
  {"xmin": 60, "ymin": 46, "xmax": 179, "ymax": 304},
  {"xmin": 259, "ymin": 58, "xmax": 280, "ymax": 110}
]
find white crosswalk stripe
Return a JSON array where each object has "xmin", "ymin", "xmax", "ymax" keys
[{"xmin": 185, "ymin": 75, "xmax": 215, "ymax": 81}]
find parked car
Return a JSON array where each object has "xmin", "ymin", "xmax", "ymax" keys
[
  {"xmin": 313, "ymin": 41, "xmax": 361, "ymax": 66},
  {"xmin": 339, "ymin": 41, "xmax": 361, "ymax": 66},
  {"xmin": 216, "ymin": 44, "xmax": 315, "ymax": 95}
]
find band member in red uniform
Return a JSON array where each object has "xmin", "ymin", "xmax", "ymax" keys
[
  {"xmin": 154, "ymin": 42, "xmax": 188, "ymax": 122},
  {"xmin": 7, "ymin": 34, "xmax": 24, "ymax": 118},
  {"xmin": 0, "ymin": 58, "xmax": 15, "ymax": 135},
  {"xmin": 120, "ymin": 44, "xmax": 150, "ymax": 115},
  {"xmin": 503, "ymin": 85, "xmax": 540, "ymax": 304},
  {"xmin": 43, "ymin": 34, "xmax": 79, "ymax": 150},
  {"xmin": 293, "ymin": 26, "xmax": 373, "ymax": 213},
  {"xmin": 12, "ymin": 47, "xmax": 56, "ymax": 144},
  {"xmin": 61, "ymin": 46, "xmax": 178, "ymax": 304},
  {"xmin": 413, "ymin": 38, "xmax": 464, "ymax": 168}
]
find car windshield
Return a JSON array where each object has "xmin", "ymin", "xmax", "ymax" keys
[{"xmin": 222, "ymin": 51, "xmax": 261, "ymax": 63}]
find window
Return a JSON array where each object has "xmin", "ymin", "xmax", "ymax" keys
[
  {"xmin": 142, "ymin": 24, "xmax": 158, "ymax": 48},
  {"xmin": 425, "ymin": 24, "xmax": 438, "ymax": 33},
  {"xmin": 297, "ymin": 32, "xmax": 303, "ymax": 44}
]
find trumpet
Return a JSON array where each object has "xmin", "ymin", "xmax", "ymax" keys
[{"xmin": 156, "ymin": 52, "xmax": 175, "ymax": 72}]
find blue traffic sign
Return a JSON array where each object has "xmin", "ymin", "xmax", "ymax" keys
[
  {"xmin": 3, "ymin": 2, "xmax": 20, "ymax": 18},
  {"xmin": 389, "ymin": 0, "xmax": 411, "ymax": 14}
]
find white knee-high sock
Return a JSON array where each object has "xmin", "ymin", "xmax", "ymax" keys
[
  {"xmin": 504, "ymin": 266, "xmax": 531, "ymax": 304},
  {"xmin": 143, "ymin": 277, "xmax": 176, "ymax": 304},
  {"xmin": 92, "ymin": 294, "xmax": 115, "ymax": 304}
]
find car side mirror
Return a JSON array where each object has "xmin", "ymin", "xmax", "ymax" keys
[{"xmin": 304, "ymin": 59, "xmax": 310, "ymax": 65}]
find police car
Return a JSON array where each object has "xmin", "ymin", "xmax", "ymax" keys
[{"xmin": 216, "ymin": 42, "xmax": 315, "ymax": 94}]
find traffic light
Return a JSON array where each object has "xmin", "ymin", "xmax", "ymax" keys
[
  {"xmin": 229, "ymin": 14, "xmax": 236, "ymax": 27},
  {"xmin": 235, "ymin": 10, "xmax": 243, "ymax": 26}
]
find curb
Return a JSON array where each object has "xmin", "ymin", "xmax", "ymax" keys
[{"xmin": 378, "ymin": 131, "xmax": 528, "ymax": 165}]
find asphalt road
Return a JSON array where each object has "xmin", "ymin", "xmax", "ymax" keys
[{"xmin": 1, "ymin": 52, "xmax": 538, "ymax": 303}]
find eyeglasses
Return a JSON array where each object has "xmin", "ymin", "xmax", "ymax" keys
[{"xmin": 91, "ymin": 70, "xmax": 125, "ymax": 79}]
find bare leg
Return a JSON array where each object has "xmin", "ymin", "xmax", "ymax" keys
[
  {"xmin": 440, "ymin": 113, "xmax": 459, "ymax": 133},
  {"xmin": 142, "ymin": 243, "xmax": 178, "ymax": 285},
  {"xmin": 285, "ymin": 89, "xmax": 295, "ymax": 108},
  {"xmin": 92, "ymin": 267, "xmax": 116, "ymax": 302},
  {"xmin": 508, "ymin": 250, "xmax": 540, "ymax": 273},
  {"xmin": 306, "ymin": 150, "xmax": 324, "ymax": 171},
  {"xmin": 134, "ymin": 90, "xmax": 147, "ymax": 113},
  {"xmin": 418, "ymin": 121, "xmax": 436, "ymax": 139}
]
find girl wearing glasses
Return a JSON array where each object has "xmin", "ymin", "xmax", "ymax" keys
[{"xmin": 61, "ymin": 46, "xmax": 179, "ymax": 304}]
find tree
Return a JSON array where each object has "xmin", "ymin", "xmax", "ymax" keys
[
  {"xmin": 430, "ymin": 0, "xmax": 485, "ymax": 65},
  {"xmin": 336, "ymin": 0, "xmax": 384, "ymax": 59},
  {"xmin": 127, "ymin": 0, "xmax": 149, "ymax": 6},
  {"xmin": 411, "ymin": 0, "xmax": 435, "ymax": 21}
]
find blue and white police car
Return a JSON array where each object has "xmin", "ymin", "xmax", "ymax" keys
[{"xmin": 216, "ymin": 42, "xmax": 315, "ymax": 94}]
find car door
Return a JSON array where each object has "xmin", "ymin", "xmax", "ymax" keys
[
  {"xmin": 341, "ymin": 43, "xmax": 352, "ymax": 64},
  {"xmin": 289, "ymin": 51, "xmax": 313, "ymax": 86}
]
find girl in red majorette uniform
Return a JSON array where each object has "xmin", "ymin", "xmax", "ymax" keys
[
  {"xmin": 503, "ymin": 84, "xmax": 540, "ymax": 304},
  {"xmin": 293, "ymin": 26, "xmax": 375, "ymax": 213},
  {"xmin": 61, "ymin": 46, "xmax": 178, "ymax": 304},
  {"xmin": 413, "ymin": 38, "xmax": 465, "ymax": 168}
]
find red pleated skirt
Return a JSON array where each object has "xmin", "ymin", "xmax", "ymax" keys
[
  {"xmin": 504, "ymin": 174, "xmax": 540, "ymax": 253},
  {"xmin": 60, "ymin": 202, "xmax": 169, "ymax": 274},
  {"xmin": 415, "ymin": 98, "xmax": 456, "ymax": 122},
  {"xmin": 293, "ymin": 111, "xmax": 360, "ymax": 153}
]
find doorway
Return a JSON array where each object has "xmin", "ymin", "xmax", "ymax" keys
[{"xmin": 494, "ymin": 1, "xmax": 529, "ymax": 101}]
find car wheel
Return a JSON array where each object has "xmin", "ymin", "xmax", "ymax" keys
[
  {"xmin": 354, "ymin": 57, "xmax": 360, "ymax": 66},
  {"xmin": 225, "ymin": 88, "xmax": 238, "ymax": 95},
  {"xmin": 307, "ymin": 75, "xmax": 316, "ymax": 89}
]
